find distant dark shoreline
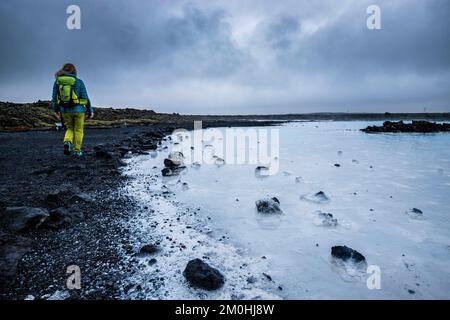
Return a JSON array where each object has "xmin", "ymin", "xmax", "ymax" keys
[
  {"xmin": 1, "ymin": 100, "xmax": 449, "ymax": 131},
  {"xmin": 184, "ymin": 112, "xmax": 450, "ymax": 122}
]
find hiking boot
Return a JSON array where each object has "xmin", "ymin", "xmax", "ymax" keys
[
  {"xmin": 64, "ymin": 141, "xmax": 72, "ymax": 156},
  {"xmin": 73, "ymin": 150, "xmax": 83, "ymax": 158}
]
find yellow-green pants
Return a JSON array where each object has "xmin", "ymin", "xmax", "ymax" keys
[{"xmin": 63, "ymin": 113, "xmax": 85, "ymax": 152}]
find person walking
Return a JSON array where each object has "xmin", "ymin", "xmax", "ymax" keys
[{"xmin": 52, "ymin": 63, "xmax": 94, "ymax": 157}]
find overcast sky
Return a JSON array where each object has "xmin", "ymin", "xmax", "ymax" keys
[{"xmin": 0, "ymin": 0, "xmax": 449, "ymax": 114}]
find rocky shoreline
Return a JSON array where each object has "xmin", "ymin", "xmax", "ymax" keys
[
  {"xmin": 362, "ymin": 120, "xmax": 450, "ymax": 133},
  {"xmin": 0, "ymin": 120, "xmax": 279, "ymax": 300}
]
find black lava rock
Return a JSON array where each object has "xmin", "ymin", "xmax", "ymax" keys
[
  {"xmin": 255, "ymin": 197, "xmax": 282, "ymax": 214},
  {"xmin": 0, "ymin": 207, "xmax": 49, "ymax": 232},
  {"xmin": 161, "ymin": 166, "xmax": 186, "ymax": 177},
  {"xmin": 362, "ymin": 121, "xmax": 450, "ymax": 133},
  {"xmin": 318, "ymin": 212, "xmax": 338, "ymax": 227},
  {"xmin": 139, "ymin": 244, "xmax": 160, "ymax": 255},
  {"xmin": 70, "ymin": 193, "xmax": 94, "ymax": 204},
  {"xmin": 331, "ymin": 245, "xmax": 366, "ymax": 263},
  {"xmin": 164, "ymin": 152, "xmax": 184, "ymax": 168},
  {"xmin": 46, "ymin": 190, "xmax": 65, "ymax": 204},
  {"xmin": 183, "ymin": 258, "xmax": 225, "ymax": 290},
  {"xmin": 94, "ymin": 147, "xmax": 114, "ymax": 160},
  {"xmin": 411, "ymin": 208, "xmax": 423, "ymax": 214},
  {"xmin": 161, "ymin": 168, "xmax": 173, "ymax": 177},
  {"xmin": 0, "ymin": 231, "xmax": 33, "ymax": 289},
  {"xmin": 43, "ymin": 207, "xmax": 84, "ymax": 229},
  {"xmin": 315, "ymin": 191, "xmax": 329, "ymax": 201},
  {"xmin": 254, "ymin": 166, "xmax": 270, "ymax": 178}
]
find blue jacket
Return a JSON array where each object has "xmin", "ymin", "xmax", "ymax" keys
[{"xmin": 52, "ymin": 74, "xmax": 93, "ymax": 113}]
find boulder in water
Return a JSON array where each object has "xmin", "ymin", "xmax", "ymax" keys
[
  {"xmin": 301, "ymin": 191, "xmax": 330, "ymax": 204},
  {"xmin": 318, "ymin": 212, "xmax": 338, "ymax": 227},
  {"xmin": 331, "ymin": 245, "xmax": 366, "ymax": 264},
  {"xmin": 183, "ymin": 258, "xmax": 225, "ymax": 290},
  {"xmin": 255, "ymin": 197, "xmax": 282, "ymax": 214},
  {"xmin": 214, "ymin": 157, "xmax": 225, "ymax": 166},
  {"xmin": 313, "ymin": 191, "xmax": 329, "ymax": 201},
  {"xmin": 406, "ymin": 208, "xmax": 423, "ymax": 218},
  {"xmin": 255, "ymin": 166, "xmax": 270, "ymax": 178},
  {"xmin": 164, "ymin": 151, "xmax": 184, "ymax": 168},
  {"xmin": 161, "ymin": 166, "xmax": 186, "ymax": 177},
  {"xmin": 162, "ymin": 168, "xmax": 173, "ymax": 176}
]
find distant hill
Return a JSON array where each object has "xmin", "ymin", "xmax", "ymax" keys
[{"xmin": 0, "ymin": 100, "xmax": 167, "ymax": 131}]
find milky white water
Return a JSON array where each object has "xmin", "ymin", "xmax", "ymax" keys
[{"xmin": 122, "ymin": 121, "xmax": 450, "ymax": 299}]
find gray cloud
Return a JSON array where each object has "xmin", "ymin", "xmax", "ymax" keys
[{"xmin": 0, "ymin": 0, "xmax": 449, "ymax": 113}]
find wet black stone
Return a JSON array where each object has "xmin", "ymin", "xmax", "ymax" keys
[
  {"xmin": 315, "ymin": 191, "xmax": 328, "ymax": 199},
  {"xmin": 164, "ymin": 158, "xmax": 180, "ymax": 168},
  {"xmin": 246, "ymin": 276, "xmax": 257, "ymax": 284},
  {"xmin": 70, "ymin": 193, "xmax": 93, "ymax": 204},
  {"xmin": 0, "ymin": 232, "xmax": 33, "ymax": 289},
  {"xmin": 43, "ymin": 207, "xmax": 84, "ymax": 229},
  {"xmin": 263, "ymin": 273, "xmax": 273, "ymax": 281},
  {"xmin": 0, "ymin": 207, "xmax": 49, "ymax": 232},
  {"xmin": 183, "ymin": 258, "xmax": 225, "ymax": 291},
  {"xmin": 318, "ymin": 212, "xmax": 338, "ymax": 226},
  {"xmin": 255, "ymin": 197, "xmax": 281, "ymax": 214},
  {"xmin": 161, "ymin": 166, "xmax": 186, "ymax": 177},
  {"xmin": 94, "ymin": 146, "xmax": 113, "ymax": 160},
  {"xmin": 46, "ymin": 190, "xmax": 64, "ymax": 204},
  {"xmin": 331, "ymin": 245, "xmax": 366, "ymax": 263},
  {"xmin": 139, "ymin": 244, "xmax": 160, "ymax": 255}
]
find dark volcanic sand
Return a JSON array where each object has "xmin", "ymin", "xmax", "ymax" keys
[{"xmin": 0, "ymin": 120, "xmax": 278, "ymax": 300}]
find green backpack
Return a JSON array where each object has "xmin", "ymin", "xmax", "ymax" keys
[{"xmin": 56, "ymin": 76, "xmax": 88, "ymax": 108}]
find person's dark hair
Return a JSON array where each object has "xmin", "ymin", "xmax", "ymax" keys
[{"xmin": 55, "ymin": 63, "xmax": 77, "ymax": 77}]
